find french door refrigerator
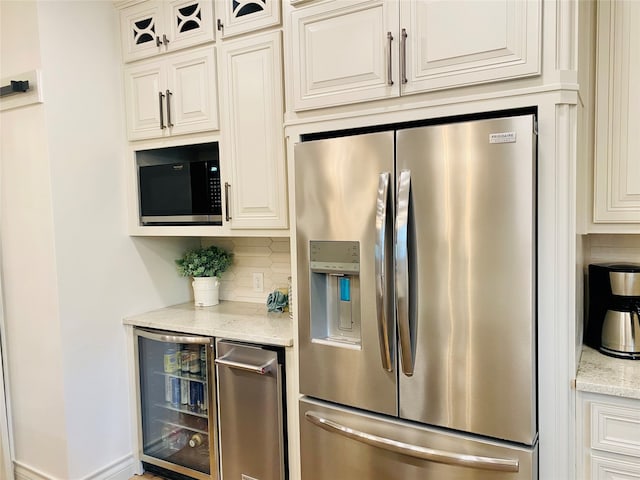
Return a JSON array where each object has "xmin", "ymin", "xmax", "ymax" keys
[{"xmin": 295, "ymin": 114, "xmax": 538, "ymax": 479}]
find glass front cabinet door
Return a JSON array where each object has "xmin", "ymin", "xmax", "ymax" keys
[
  {"xmin": 217, "ymin": 0, "xmax": 281, "ymax": 38},
  {"xmin": 134, "ymin": 328, "xmax": 217, "ymax": 480}
]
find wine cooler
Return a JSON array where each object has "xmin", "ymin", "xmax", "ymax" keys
[{"xmin": 134, "ymin": 328, "xmax": 217, "ymax": 480}]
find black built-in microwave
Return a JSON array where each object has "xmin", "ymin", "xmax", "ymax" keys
[{"xmin": 136, "ymin": 142, "xmax": 222, "ymax": 225}]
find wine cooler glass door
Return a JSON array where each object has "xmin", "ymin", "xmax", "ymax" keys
[{"xmin": 135, "ymin": 328, "xmax": 216, "ymax": 480}]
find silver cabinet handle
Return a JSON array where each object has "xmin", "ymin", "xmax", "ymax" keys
[
  {"xmin": 156, "ymin": 35, "xmax": 162, "ymax": 47},
  {"xmin": 375, "ymin": 172, "xmax": 392, "ymax": 372},
  {"xmin": 166, "ymin": 89, "xmax": 173, "ymax": 127},
  {"xmin": 163, "ymin": 33, "xmax": 169, "ymax": 45},
  {"xmin": 158, "ymin": 91, "xmax": 166, "ymax": 129},
  {"xmin": 215, "ymin": 356, "xmax": 274, "ymax": 375},
  {"xmin": 224, "ymin": 182, "xmax": 232, "ymax": 221},
  {"xmin": 135, "ymin": 328, "xmax": 211, "ymax": 345},
  {"xmin": 395, "ymin": 169, "xmax": 413, "ymax": 376},
  {"xmin": 217, "ymin": 19, "xmax": 224, "ymax": 31},
  {"xmin": 305, "ymin": 412, "xmax": 519, "ymax": 472},
  {"xmin": 386, "ymin": 32, "xmax": 394, "ymax": 86},
  {"xmin": 400, "ymin": 28, "xmax": 408, "ymax": 84}
]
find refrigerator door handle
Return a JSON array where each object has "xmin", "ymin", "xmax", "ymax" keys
[
  {"xmin": 305, "ymin": 411, "xmax": 519, "ymax": 472},
  {"xmin": 375, "ymin": 172, "xmax": 393, "ymax": 372},
  {"xmin": 396, "ymin": 169, "xmax": 414, "ymax": 376}
]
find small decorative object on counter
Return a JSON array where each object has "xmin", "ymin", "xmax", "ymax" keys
[
  {"xmin": 267, "ymin": 289, "xmax": 288, "ymax": 312},
  {"xmin": 176, "ymin": 245, "xmax": 233, "ymax": 307}
]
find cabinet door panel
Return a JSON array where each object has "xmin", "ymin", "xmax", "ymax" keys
[
  {"xmin": 166, "ymin": 0, "xmax": 216, "ymax": 51},
  {"xmin": 218, "ymin": 0, "xmax": 281, "ymax": 38},
  {"xmin": 593, "ymin": 0, "xmax": 640, "ymax": 223},
  {"xmin": 400, "ymin": 0, "xmax": 541, "ymax": 94},
  {"xmin": 590, "ymin": 454, "xmax": 640, "ymax": 479},
  {"xmin": 220, "ymin": 32, "xmax": 287, "ymax": 229},
  {"xmin": 121, "ymin": 1, "xmax": 164, "ymax": 63},
  {"xmin": 292, "ymin": 0, "xmax": 398, "ymax": 111},
  {"xmin": 124, "ymin": 63, "xmax": 166, "ymax": 140},
  {"xmin": 167, "ymin": 47, "xmax": 219, "ymax": 135}
]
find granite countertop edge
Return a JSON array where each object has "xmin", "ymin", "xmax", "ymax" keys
[
  {"xmin": 576, "ymin": 346, "xmax": 640, "ymax": 400},
  {"xmin": 123, "ymin": 301, "xmax": 294, "ymax": 347}
]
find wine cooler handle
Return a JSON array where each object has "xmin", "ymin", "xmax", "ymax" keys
[
  {"xmin": 375, "ymin": 172, "xmax": 392, "ymax": 372},
  {"xmin": 305, "ymin": 412, "xmax": 520, "ymax": 472},
  {"xmin": 135, "ymin": 328, "xmax": 211, "ymax": 345},
  {"xmin": 395, "ymin": 169, "xmax": 413, "ymax": 376}
]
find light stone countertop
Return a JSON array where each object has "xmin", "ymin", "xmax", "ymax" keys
[
  {"xmin": 123, "ymin": 301, "xmax": 293, "ymax": 347},
  {"xmin": 576, "ymin": 346, "xmax": 640, "ymax": 399}
]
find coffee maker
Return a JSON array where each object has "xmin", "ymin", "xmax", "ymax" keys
[{"xmin": 586, "ymin": 263, "xmax": 640, "ymax": 360}]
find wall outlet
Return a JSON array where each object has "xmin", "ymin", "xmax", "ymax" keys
[{"xmin": 252, "ymin": 272, "xmax": 264, "ymax": 292}]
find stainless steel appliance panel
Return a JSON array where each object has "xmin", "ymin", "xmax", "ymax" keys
[
  {"xmin": 295, "ymin": 132, "xmax": 397, "ymax": 416},
  {"xmin": 396, "ymin": 116, "xmax": 537, "ymax": 444},
  {"xmin": 216, "ymin": 340, "xmax": 285, "ymax": 480},
  {"xmin": 299, "ymin": 397, "xmax": 537, "ymax": 480}
]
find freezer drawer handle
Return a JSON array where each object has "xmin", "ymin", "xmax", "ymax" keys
[
  {"xmin": 215, "ymin": 355, "xmax": 275, "ymax": 375},
  {"xmin": 375, "ymin": 172, "xmax": 393, "ymax": 371},
  {"xmin": 305, "ymin": 411, "xmax": 519, "ymax": 473}
]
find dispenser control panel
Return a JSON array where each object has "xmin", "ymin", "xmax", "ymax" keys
[{"xmin": 310, "ymin": 241, "xmax": 360, "ymax": 274}]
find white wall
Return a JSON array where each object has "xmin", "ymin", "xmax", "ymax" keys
[{"xmin": 1, "ymin": 2, "xmax": 196, "ymax": 479}]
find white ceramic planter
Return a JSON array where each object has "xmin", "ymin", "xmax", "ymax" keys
[{"xmin": 192, "ymin": 276, "xmax": 220, "ymax": 307}]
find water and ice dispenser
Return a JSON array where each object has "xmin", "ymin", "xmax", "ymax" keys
[{"xmin": 309, "ymin": 240, "xmax": 361, "ymax": 347}]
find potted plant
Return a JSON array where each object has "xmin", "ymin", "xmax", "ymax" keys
[{"xmin": 176, "ymin": 245, "xmax": 233, "ymax": 307}]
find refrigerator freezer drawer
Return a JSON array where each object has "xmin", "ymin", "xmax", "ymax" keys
[{"xmin": 300, "ymin": 397, "xmax": 537, "ymax": 480}]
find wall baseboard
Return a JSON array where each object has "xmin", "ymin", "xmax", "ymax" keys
[{"xmin": 14, "ymin": 455, "xmax": 136, "ymax": 480}]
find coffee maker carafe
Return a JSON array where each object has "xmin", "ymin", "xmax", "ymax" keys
[{"xmin": 586, "ymin": 263, "xmax": 640, "ymax": 360}]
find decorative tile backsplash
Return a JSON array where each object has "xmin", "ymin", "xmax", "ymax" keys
[
  {"xmin": 587, "ymin": 234, "xmax": 640, "ymax": 264},
  {"xmin": 201, "ymin": 237, "xmax": 291, "ymax": 304}
]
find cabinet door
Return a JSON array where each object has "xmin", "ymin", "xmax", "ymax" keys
[
  {"xmin": 291, "ymin": 0, "xmax": 399, "ymax": 111},
  {"xmin": 166, "ymin": 46, "xmax": 219, "ymax": 136},
  {"xmin": 217, "ymin": 0, "xmax": 281, "ymax": 38},
  {"xmin": 593, "ymin": 0, "xmax": 640, "ymax": 224},
  {"xmin": 123, "ymin": 61, "xmax": 168, "ymax": 141},
  {"xmin": 220, "ymin": 31, "xmax": 288, "ymax": 229},
  {"xmin": 120, "ymin": 1, "xmax": 165, "ymax": 63},
  {"xmin": 399, "ymin": 0, "xmax": 541, "ymax": 95},
  {"xmin": 165, "ymin": 0, "xmax": 216, "ymax": 52},
  {"xmin": 590, "ymin": 455, "xmax": 640, "ymax": 479}
]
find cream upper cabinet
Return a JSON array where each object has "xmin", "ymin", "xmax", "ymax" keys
[
  {"xmin": 219, "ymin": 31, "xmax": 288, "ymax": 229},
  {"xmin": 217, "ymin": 0, "xmax": 281, "ymax": 39},
  {"xmin": 291, "ymin": 0, "xmax": 399, "ymax": 110},
  {"xmin": 291, "ymin": 0, "xmax": 541, "ymax": 111},
  {"xmin": 400, "ymin": 0, "xmax": 540, "ymax": 95},
  {"xmin": 124, "ymin": 46, "xmax": 219, "ymax": 140},
  {"xmin": 120, "ymin": 0, "xmax": 215, "ymax": 63},
  {"xmin": 593, "ymin": 0, "xmax": 640, "ymax": 224}
]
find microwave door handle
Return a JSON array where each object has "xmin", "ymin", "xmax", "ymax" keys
[
  {"xmin": 375, "ymin": 172, "xmax": 392, "ymax": 372},
  {"xmin": 396, "ymin": 169, "xmax": 414, "ymax": 376},
  {"xmin": 305, "ymin": 412, "xmax": 519, "ymax": 472}
]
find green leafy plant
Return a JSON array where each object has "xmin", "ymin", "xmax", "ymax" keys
[{"xmin": 176, "ymin": 245, "xmax": 233, "ymax": 278}]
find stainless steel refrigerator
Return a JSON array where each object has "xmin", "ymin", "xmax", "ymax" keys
[{"xmin": 295, "ymin": 114, "xmax": 538, "ymax": 479}]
